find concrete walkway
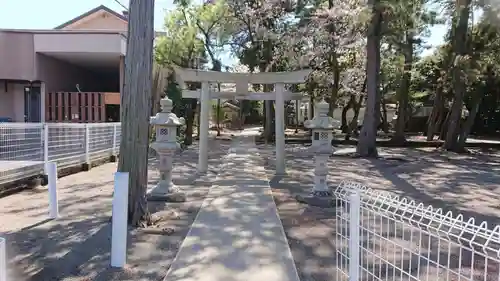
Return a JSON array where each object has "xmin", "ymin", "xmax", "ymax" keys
[{"xmin": 163, "ymin": 129, "xmax": 300, "ymax": 281}]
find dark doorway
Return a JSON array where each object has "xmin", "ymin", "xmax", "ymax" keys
[
  {"xmin": 24, "ymin": 85, "xmax": 41, "ymax": 122},
  {"xmin": 105, "ymin": 104, "xmax": 120, "ymax": 122}
]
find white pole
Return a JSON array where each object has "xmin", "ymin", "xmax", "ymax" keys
[
  {"xmin": 111, "ymin": 172, "xmax": 129, "ymax": 268},
  {"xmin": 47, "ymin": 162, "xmax": 59, "ymax": 219},
  {"xmin": 0, "ymin": 237, "xmax": 6, "ymax": 281},
  {"xmin": 349, "ymin": 190, "xmax": 361, "ymax": 281},
  {"xmin": 198, "ymin": 82, "xmax": 210, "ymax": 173},
  {"xmin": 112, "ymin": 124, "xmax": 117, "ymax": 156},
  {"xmin": 275, "ymin": 83, "xmax": 286, "ymax": 175},
  {"xmin": 84, "ymin": 124, "xmax": 90, "ymax": 165}
]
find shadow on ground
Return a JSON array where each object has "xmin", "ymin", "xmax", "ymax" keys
[
  {"xmin": 1, "ymin": 139, "xmax": 230, "ymax": 281},
  {"xmin": 260, "ymin": 144, "xmax": 500, "ymax": 281}
]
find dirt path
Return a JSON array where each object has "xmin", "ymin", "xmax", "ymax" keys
[
  {"xmin": 0, "ymin": 139, "xmax": 230, "ymax": 281},
  {"xmin": 262, "ymin": 144, "xmax": 500, "ymax": 281}
]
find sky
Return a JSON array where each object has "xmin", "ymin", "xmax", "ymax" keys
[{"xmin": 0, "ymin": 0, "xmax": 448, "ymax": 63}]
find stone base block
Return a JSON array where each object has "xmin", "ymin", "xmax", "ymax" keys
[
  {"xmin": 81, "ymin": 163, "xmax": 91, "ymax": 171},
  {"xmin": 147, "ymin": 191, "xmax": 187, "ymax": 202},
  {"xmin": 311, "ymin": 190, "xmax": 332, "ymax": 197},
  {"xmin": 295, "ymin": 192, "xmax": 342, "ymax": 208},
  {"xmin": 41, "ymin": 174, "xmax": 49, "ymax": 186}
]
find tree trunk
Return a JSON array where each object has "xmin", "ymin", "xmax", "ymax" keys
[
  {"xmin": 426, "ymin": 89, "xmax": 443, "ymax": 141},
  {"xmin": 357, "ymin": 0, "xmax": 381, "ymax": 157},
  {"xmin": 216, "ymin": 99, "xmax": 221, "ymax": 136},
  {"xmin": 308, "ymin": 96, "xmax": 315, "ymax": 136},
  {"xmin": 444, "ymin": 99, "xmax": 463, "ymax": 149},
  {"xmin": 439, "ymin": 109, "xmax": 451, "ymax": 140},
  {"xmin": 347, "ymin": 95, "xmax": 364, "ymax": 139},
  {"xmin": 216, "ymin": 82, "xmax": 221, "ymax": 136},
  {"xmin": 435, "ymin": 107, "xmax": 445, "ymax": 138},
  {"xmin": 380, "ymin": 98, "xmax": 389, "ymax": 133},
  {"xmin": 239, "ymin": 100, "xmax": 245, "ymax": 129},
  {"xmin": 443, "ymin": 0, "xmax": 471, "ymax": 150},
  {"xmin": 341, "ymin": 95, "xmax": 355, "ymax": 133},
  {"xmin": 457, "ymin": 94, "xmax": 482, "ymax": 150},
  {"xmin": 184, "ymin": 99, "xmax": 197, "ymax": 145},
  {"xmin": 263, "ymin": 100, "xmax": 267, "ymax": 140},
  {"xmin": 263, "ymin": 84, "xmax": 275, "ymax": 142},
  {"xmin": 328, "ymin": 68, "xmax": 340, "ymax": 117},
  {"xmin": 118, "ymin": 0, "xmax": 155, "ymax": 227},
  {"xmin": 196, "ymin": 105, "xmax": 201, "ymax": 137},
  {"xmin": 392, "ymin": 38, "xmax": 413, "ymax": 144}
]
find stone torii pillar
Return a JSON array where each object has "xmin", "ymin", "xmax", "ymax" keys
[
  {"xmin": 198, "ymin": 82, "xmax": 210, "ymax": 173},
  {"xmin": 275, "ymin": 83, "xmax": 286, "ymax": 175}
]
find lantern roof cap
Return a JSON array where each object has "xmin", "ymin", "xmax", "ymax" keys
[
  {"xmin": 304, "ymin": 98, "xmax": 336, "ymax": 129},
  {"xmin": 150, "ymin": 97, "xmax": 185, "ymax": 126}
]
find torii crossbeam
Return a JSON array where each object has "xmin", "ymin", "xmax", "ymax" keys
[{"xmin": 175, "ymin": 68, "xmax": 312, "ymax": 175}]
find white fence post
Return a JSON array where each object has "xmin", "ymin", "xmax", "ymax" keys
[
  {"xmin": 111, "ymin": 172, "xmax": 129, "ymax": 268},
  {"xmin": 112, "ymin": 124, "xmax": 117, "ymax": 156},
  {"xmin": 43, "ymin": 123, "xmax": 49, "ymax": 174},
  {"xmin": 84, "ymin": 124, "xmax": 90, "ymax": 165},
  {"xmin": 348, "ymin": 190, "xmax": 361, "ymax": 281},
  {"xmin": 47, "ymin": 162, "xmax": 59, "ymax": 219},
  {"xmin": 0, "ymin": 237, "xmax": 6, "ymax": 281}
]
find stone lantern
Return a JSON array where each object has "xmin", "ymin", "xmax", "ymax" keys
[
  {"xmin": 148, "ymin": 97, "xmax": 186, "ymax": 202},
  {"xmin": 296, "ymin": 99, "xmax": 336, "ymax": 206}
]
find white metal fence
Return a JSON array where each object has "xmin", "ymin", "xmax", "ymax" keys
[
  {"xmin": 0, "ymin": 123, "xmax": 121, "ymax": 185},
  {"xmin": 335, "ymin": 181, "xmax": 500, "ymax": 281}
]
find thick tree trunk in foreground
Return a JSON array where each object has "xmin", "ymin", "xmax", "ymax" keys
[
  {"xmin": 392, "ymin": 38, "xmax": 413, "ymax": 144},
  {"xmin": 118, "ymin": 0, "xmax": 155, "ymax": 227},
  {"xmin": 443, "ymin": 0, "xmax": 471, "ymax": 150},
  {"xmin": 357, "ymin": 0, "xmax": 381, "ymax": 157}
]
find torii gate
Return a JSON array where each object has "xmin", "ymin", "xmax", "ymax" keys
[{"xmin": 175, "ymin": 68, "xmax": 311, "ymax": 175}]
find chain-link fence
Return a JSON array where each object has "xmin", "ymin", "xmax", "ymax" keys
[{"xmin": 0, "ymin": 123, "xmax": 121, "ymax": 185}]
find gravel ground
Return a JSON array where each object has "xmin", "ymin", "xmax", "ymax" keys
[
  {"xmin": 0, "ymin": 139, "xmax": 231, "ymax": 281},
  {"xmin": 261, "ymin": 144, "xmax": 500, "ymax": 281}
]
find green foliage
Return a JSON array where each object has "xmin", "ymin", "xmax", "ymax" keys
[
  {"xmin": 152, "ymin": 0, "xmax": 500, "ymax": 142},
  {"xmin": 155, "ymin": 6, "xmax": 206, "ymax": 67}
]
